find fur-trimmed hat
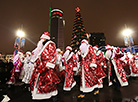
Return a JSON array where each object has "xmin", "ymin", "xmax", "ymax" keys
[
  {"xmin": 56, "ymin": 48, "xmax": 61, "ymax": 53},
  {"xmin": 66, "ymin": 46, "xmax": 72, "ymax": 51},
  {"xmin": 40, "ymin": 32, "xmax": 50, "ymax": 40},
  {"xmin": 106, "ymin": 44, "xmax": 112, "ymax": 50},
  {"xmin": 81, "ymin": 39, "xmax": 88, "ymax": 45},
  {"xmin": 18, "ymin": 51, "xmax": 23, "ymax": 55},
  {"xmin": 93, "ymin": 45, "xmax": 98, "ymax": 51},
  {"xmin": 26, "ymin": 51, "xmax": 31, "ymax": 55}
]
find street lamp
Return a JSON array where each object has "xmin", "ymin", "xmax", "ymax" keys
[
  {"xmin": 14, "ymin": 29, "xmax": 25, "ymax": 55},
  {"xmin": 122, "ymin": 28, "xmax": 133, "ymax": 37},
  {"xmin": 16, "ymin": 30, "xmax": 25, "ymax": 38}
]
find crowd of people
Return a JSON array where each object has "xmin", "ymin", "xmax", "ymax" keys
[{"xmin": 4, "ymin": 31, "xmax": 138, "ymax": 101}]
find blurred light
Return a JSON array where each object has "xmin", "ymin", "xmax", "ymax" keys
[
  {"xmin": 16, "ymin": 30, "xmax": 25, "ymax": 38},
  {"xmin": 122, "ymin": 28, "xmax": 133, "ymax": 37}
]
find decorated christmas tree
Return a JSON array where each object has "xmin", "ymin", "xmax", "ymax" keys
[{"xmin": 71, "ymin": 7, "xmax": 87, "ymax": 52}]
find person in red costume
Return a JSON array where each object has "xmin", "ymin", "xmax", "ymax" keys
[
  {"xmin": 78, "ymin": 39, "xmax": 106, "ymax": 99},
  {"xmin": 7, "ymin": 51, "xmax": 24, "ymax": 85},
  {"xmin": 93, "ymin": 45, "xmax": 106, "ymax": 89},
  {"xmin": 30, "ymin": 32, "xmax": 60, "ymax": 100},
  {"xmin": 63, "ymin": 46, "xmax": 77, "ymax": 91},
  {"xmin": 104, "ymin": 45, "xmax": 128, "ymax": 90}
]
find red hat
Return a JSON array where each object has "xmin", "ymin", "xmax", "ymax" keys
[
  {"xmin": 106, "ymin": 44, "xmax": 112, "ymax": 50},
  {"xmin": 26, "ymin": 51, "xmax": 31, "ymax": 55},
  {"xmin": 93, "ymin": 45, "xmax": 98, "ymax": 50},
  {"xmin": 116, "ymin": 47, "xmax": 120, "ymax": 53},
  {"xmin": 40, "ymin": 32, "xmax": 50, "ymax": 40},
  {"xmin": 18, "ymin": 50, "xmax": 23, "ymax": 55},
  {"xmin": 81, "ymin": 39, "xmax": 88, "ymax": 45},
  {"xmin": 66, "ymin": 46, "xmax": 72, "ymax": 51}
]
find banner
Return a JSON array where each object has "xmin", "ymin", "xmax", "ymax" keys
[
  {"xmin": 14, "ymin": 37, "xmax": 20, "ymax": 49},
  {"xmin": 124, "ymin": 37, "xmax": 128, "ymax": 46},
  {"xmin": 20, "ymin": 38, "xmax": 25, "ymax": 48},
  {"xmin": 131, "ymin": 47, "xmax": 135, "ymax": 54},
  {"xmin": 129, "ymin": 36, "xmax": 134, "ymax": 45}
]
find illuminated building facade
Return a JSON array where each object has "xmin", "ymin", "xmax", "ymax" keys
[{"xmin": 89, "ymin": 32, "xmax": 106, "ymax": 47}]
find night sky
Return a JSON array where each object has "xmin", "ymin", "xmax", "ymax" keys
[{"xmin": 0, "ymin": 0, "xmax": 138, "ymax": 54}]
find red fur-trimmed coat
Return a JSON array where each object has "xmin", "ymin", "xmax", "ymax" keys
[
  {"xmin": 105, "ymin": 51, "xmax": 128, "ymax": 87},
  {"xmin": 79, "ymin": 45, "xmax": 105, "ymax": 93},
  {"xmin": 129, "ymin": 55, "xmax": 138, "ymax": 77},
  {"xmin": 96, "ymin": 50, "xmax": 106, "ymax": 88},
  {"xmin": 63, "ymin": 52, "xmax": 77, "ymax": 91},
  {"xmin": 30, "ymin": 41, "xmax": 60, "ymax": 99},
  {"xmin": 120, "ymin": 54, "xmax": 131, "ymax": 77}
]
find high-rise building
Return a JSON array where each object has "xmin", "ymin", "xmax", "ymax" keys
[
  {"xmin": 89, "ymin": 32, "xmax": 106, "ymax": 47},
  {"xmin": 50, "ymin": 9, "xmax": 65, "ymax": 51}
]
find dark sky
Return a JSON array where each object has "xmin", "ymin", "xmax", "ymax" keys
[{"xmin": 0, "ymin": 0, "xmax": 138, "ymax": 54}]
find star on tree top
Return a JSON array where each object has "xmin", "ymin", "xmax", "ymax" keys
[{"xmin": 76, "ymin": 7, "xmax": 80, "ymax": 12}]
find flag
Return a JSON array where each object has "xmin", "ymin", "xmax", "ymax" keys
[
  {"xmin": 124, "ymin": 37, "xmax": 128, "ymax": 46},
  {"xmin": 20, "ymin": 38, "xmax": 25, "ymax": 48},
  {"xmin": 129, "ymin": 36, "xmax": 134, "ymax": 45},
  {"xmin": 14, "ymin": 37, "xmax": 20, "ymax": 48}
]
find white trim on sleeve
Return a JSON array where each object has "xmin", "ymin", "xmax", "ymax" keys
[{"xmin": 46, "ymin": 62, "xmax": 55, "ymax": 69}]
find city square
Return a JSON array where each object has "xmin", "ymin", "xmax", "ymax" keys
[{"xmin": 0, "ymin": 0, "xmax": 138, "ymax": 102}]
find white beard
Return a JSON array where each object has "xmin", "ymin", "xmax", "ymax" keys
[
  {"xmin": 26, "ymin": 55, "xmax": 31, "ymax": 61},
  {"xmin": 105, "ymin": 50, "xmax": 112, "ymax": 60},
  {"xmin": 63, "ymin": 50, "xmax": 70, "ymax": 59},
  {"xmin": 80, "ymin": 43, "xmax": 88, "ymax": 54}
]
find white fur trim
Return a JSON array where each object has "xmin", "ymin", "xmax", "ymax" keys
[
  {"xmin": 18, "ymin": 51, "xmax": 23, "ymax": 55},
  {"xmin": 111, "ymin": 59, "xmax": 128, "ymax": 86},
  {"xmin": 101, "ymin": 62, "xmax": 104, "ymax": 66},
  {"xmin": 82, "ymin": 59, "xmax": 85, "ymax": 88},
  {"xmin": 93, "ymin": 46, "xmax": 98, "ymax": 51},
  {"xmin": 81, "ymin": 39, "xmax": 88, "ymax": 45},
  {"xmin": 31, "ymin": 72, "xmax": 58, "ymax": 100},
  {"xmin": 62, "ymin": 66, "xmax": 65, "ymax": 70},
  {"xmin": 40, "ymin": 34, "xmax": 50, "ymax": 40},
  {"xmin": 2, "ymin": 95, "xmax": 10, "ymax": 102},
  {"xmin": 32, "ymin": 89, "xmax": 58, "ymax": 100},
  {"xmin": 66, "ymin": 52, "xmax": 74, "ymax": 61},
  {"xmin": 124, "ymin": 60, "xmax": 127, "ymax": 64},
  {"xmin": 80, "ymin": 84, "xmax": 98, "ymax": 93},
  {"xmin": 104, "ymin": 66, "xmax": 107, "ymax": 68},
  {"xmin": 130, "ymin": 71, "xmax": 138, "ymax": 77},
  {"xmin": 73, "ymin": 67, "xmax": 78, "ymax": 71},
  {"xmin": 98, "ymin": 84, "xmax": 103, "ymax": 89},
  {"xmin": 90, "ymin": 63, "xmax": 97, "ymax": 68},
  {"xmin": 109, "ymin": 82, "xmax": 113, "ymax": 86},
  {"xmin": 63, "ymin": 81, "xmax": 76, "ymax": 91},
  {"xmin": 66, "ymin": 46, "xmax": 72, "ymax": 51},
  {"xmin": 46, "ymin": 62, "xmax": 55, "ymax": 69},
  {"xmin": 26, "ymin": 51, "xmax": 31, "ymax": 55}
]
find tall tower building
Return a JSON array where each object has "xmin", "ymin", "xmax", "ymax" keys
[{"xmin": 50, "ymin": 9, "xmax": 65, "ymax": 51}]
